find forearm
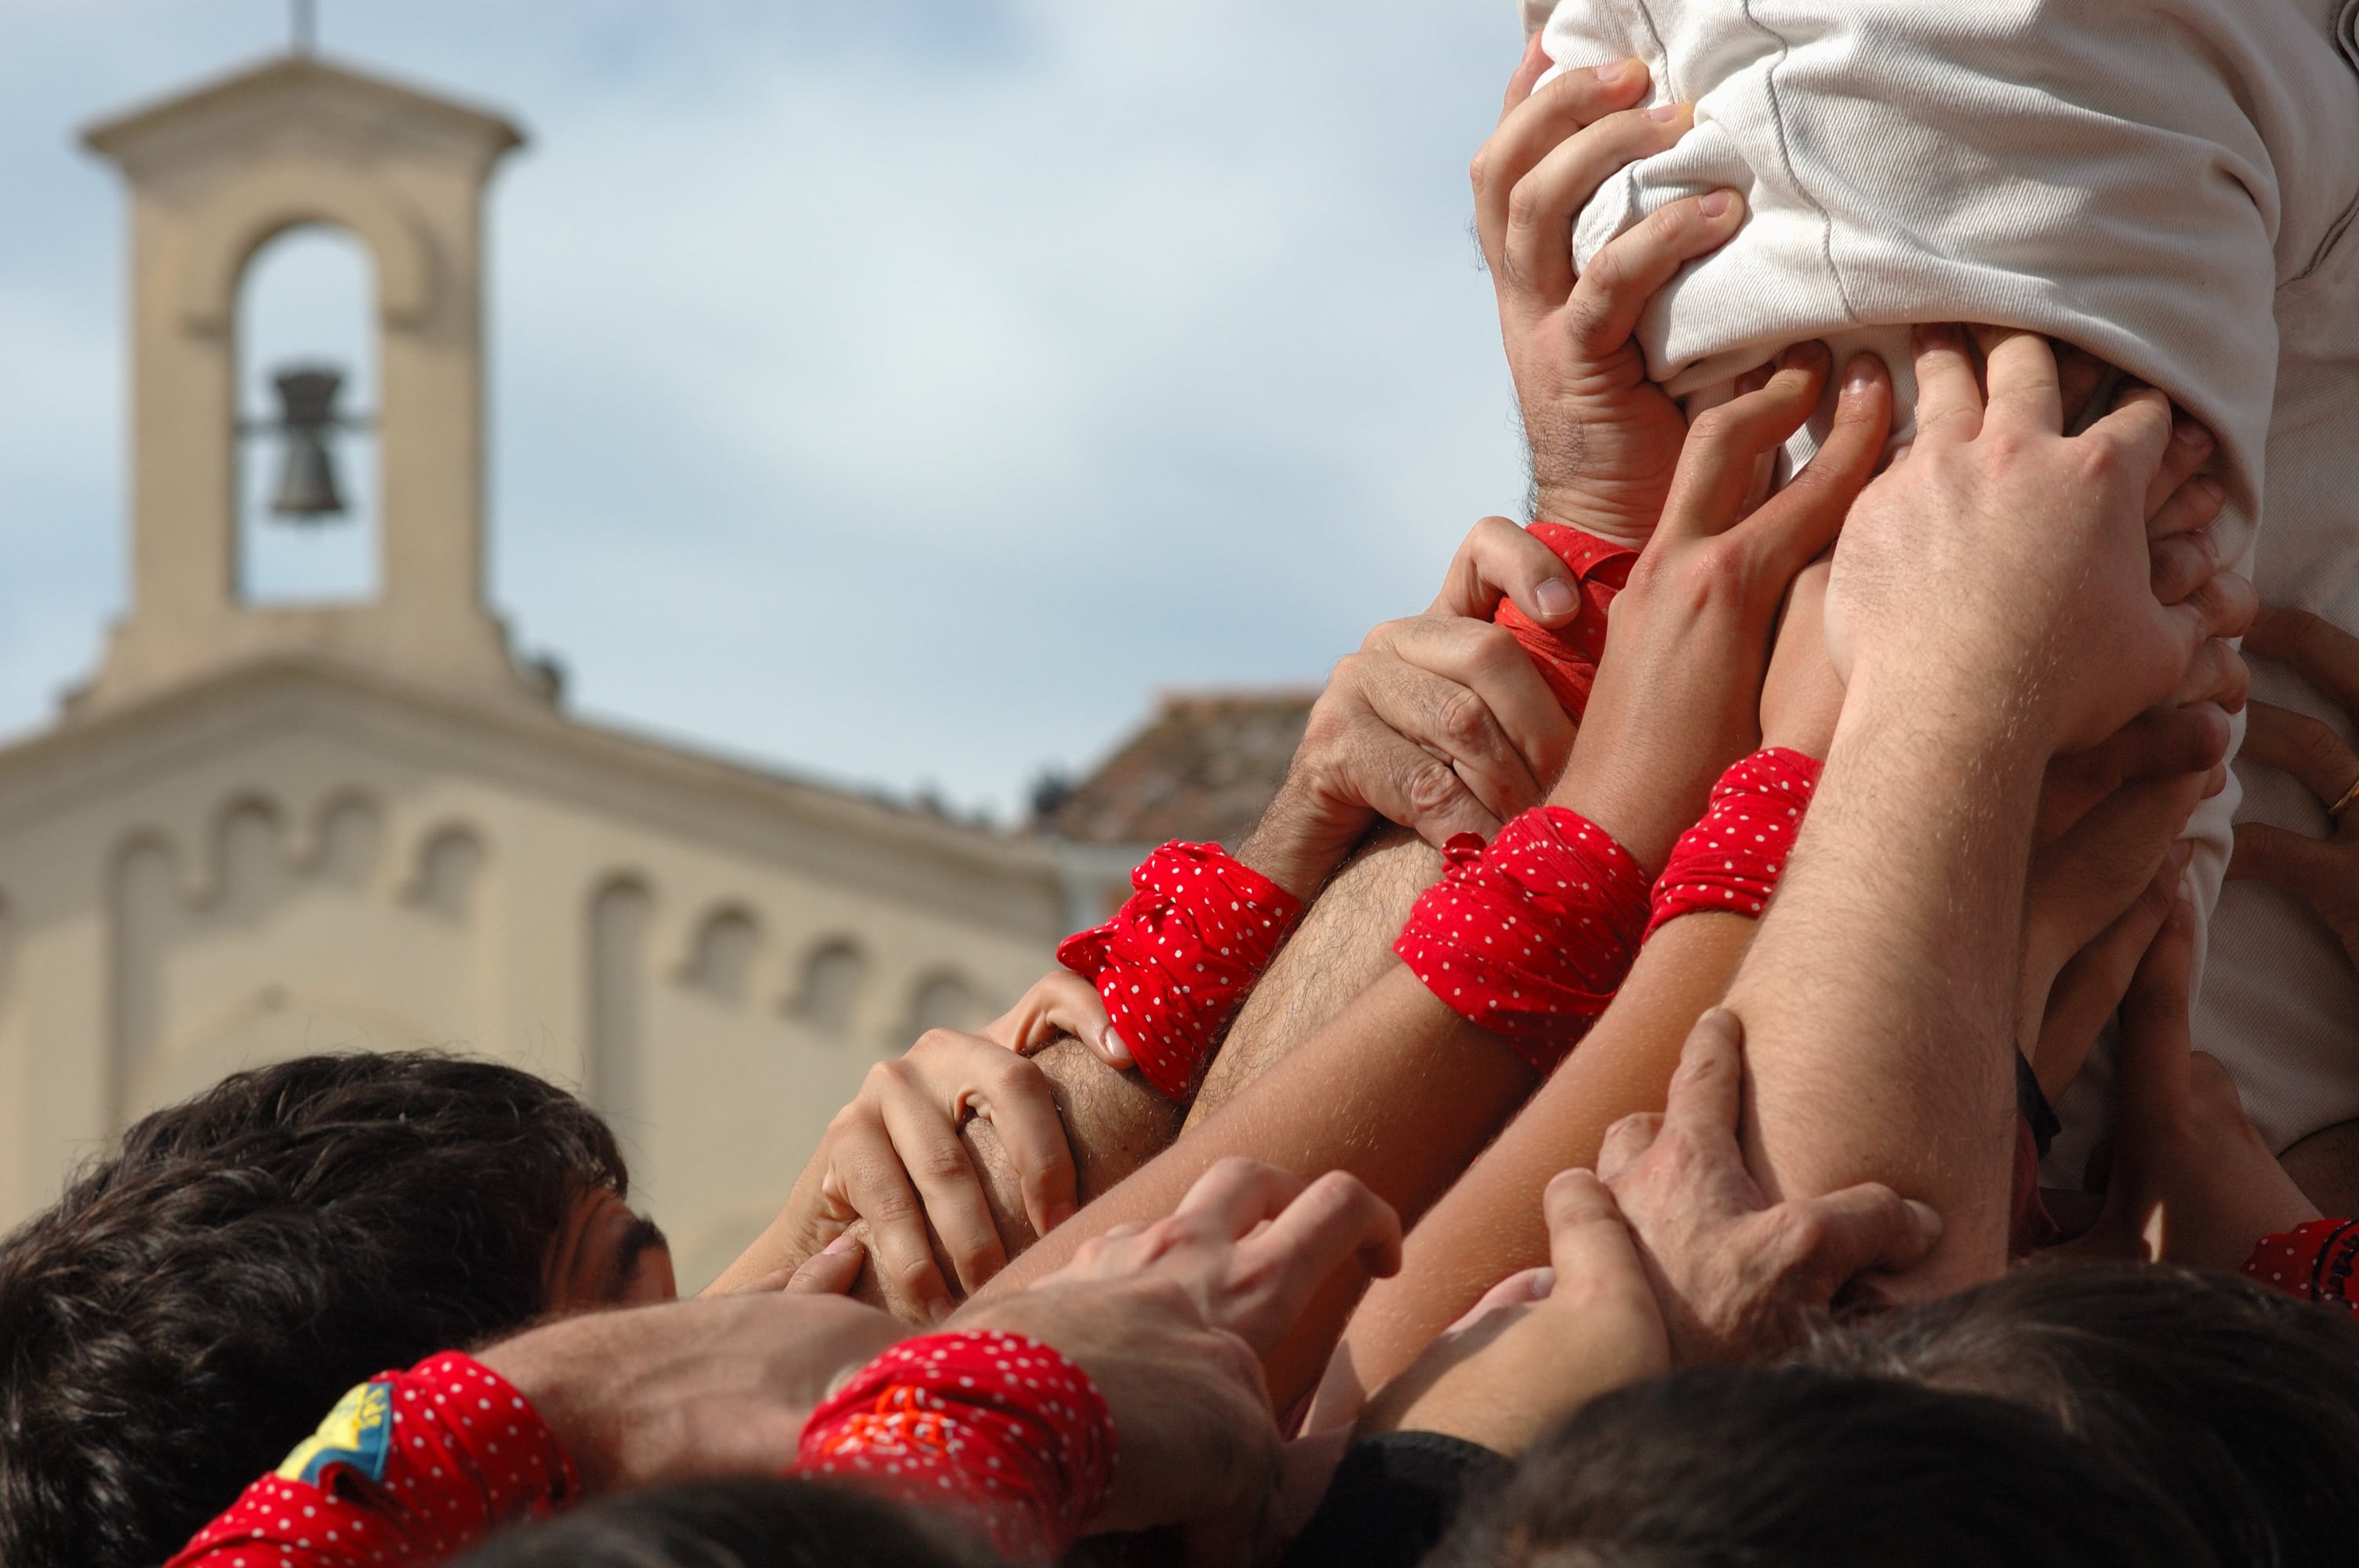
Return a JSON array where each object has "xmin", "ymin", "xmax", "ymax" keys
[
  {"xmin": 1190, "ymin": 824, "xmax": 1441, "ymax": 1126},
  {"xmin": 1724, "ymin": 677, "xmax": 2042, "ymax": 1287},
  {"xmin": 1343, "ymin": 913, "xmax": 1754, "ymax": 1390}
]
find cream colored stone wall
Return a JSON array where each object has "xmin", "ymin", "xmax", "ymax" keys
[{"xmin": 0, "ymin": 662, "xmax": 1071, "ymax": 1290}]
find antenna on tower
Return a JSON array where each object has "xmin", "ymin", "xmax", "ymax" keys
[{"xmin": 291, "ymin": 0, "xmax": 317, "ymax": 56}]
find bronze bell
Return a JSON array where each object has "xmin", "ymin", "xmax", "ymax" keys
[{"xmin": 268, "ymin": 366, "xmax": 347, "ymax": 521}]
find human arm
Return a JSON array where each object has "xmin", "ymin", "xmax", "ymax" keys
[
  {"xmin": 1728, "ymin": 329, "xmax": 2251, "ymax": 1292},
  {"xmin": 974, "ymin": 344, "xmax": 1884, "ymax": 1414}
]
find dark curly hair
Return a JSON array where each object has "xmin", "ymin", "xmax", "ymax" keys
[{"xmin": 0, "ymin": 1051, "xmax": 627, "ymax": 1568}]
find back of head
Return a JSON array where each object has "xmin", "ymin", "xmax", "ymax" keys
[
  {"xmin": 1433, "ymin": 1364, "xmax": 2215, "ymax": 1568},
  {"xmin": 0, "ymin": 1051, "xmax": 625, "ymax": 1568},
  {"xmin": 1806, "ymin": 1260, "xmax": 2359, "ymax": 1563},
  {"xmin": 450, "ymin": 1476, "xmax": 1004, "ymax": 1568}
]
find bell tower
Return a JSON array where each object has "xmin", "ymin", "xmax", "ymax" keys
[{"xmin": 72, "ymin": 52, "xmax": 546, "ymax": 717}]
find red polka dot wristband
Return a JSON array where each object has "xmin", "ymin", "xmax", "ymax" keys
[
  {"xmin": 165, "ymin": 1352, "xmax": 576, "ymax": 1568},
  {"xmin": 2241, "ymin": 1218, "xmax": 2359, "ymax": 1317},
  {"xmin": 1491, "ymin": 521, "xmax": 1637, "ymax": 722},
  {"xmin": 1644, "ymin": 748, "xmax": 1823, "ymax": 941},
  {"xmin": 1393, "ymin": 806, "xmax": 1651, "ymax": 1076},
  {"xmin": 797, "ymin": 1330, "xmax": 1114, "ymax": 1562},
  {"xmin": 1057, "ymin": 840, "xmax": 1305, "ymax": 1101}
]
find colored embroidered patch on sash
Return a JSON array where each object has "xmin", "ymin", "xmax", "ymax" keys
[{"xmin": 275, "ymin": 1378, "xmax": 393, "ymax": 1486}]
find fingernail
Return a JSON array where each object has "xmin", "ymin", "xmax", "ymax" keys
[
  {"xmin": 1534, "ymin": 579, "xmax": 1577, "ymax": 620},
  {"xmin": 929, "ymin": 1298, "xmax": 956, "ymax": 1325},
  {"xmin": 1597, "ymin": 56, "xmax": 1641, "ymax": 85},
  {"xmin": 2173, "ymin": 419, "xmax": 2213, "ymax": 454},
  {"xmin": 1528, "ymin": 1266, "xmax": 1557, "ymax": 1300},
  {"xmin": 1045, "ymin": 1200, "xmax": 1078, "ymax": 1232},
  {"xmin": 1648, "ymin": 101, "xmax": 1685, "ymax": 122},
  {"xmin": 1098, "ymin": 1025, "xmax": 1132, "ymax": 1064},
  {"xmin": 2193, "ymin": 475, "xmax": 2223, "ymax": 508},
  {"xmin": 1843, "ymin": 355, "xmax": 1882, "ymax": 394},
  {"xmin": 1907, "ymin": 1200, "xmax": 1943, "ymax": 1241},
  {"xmin": 2169, "ymin": 840, "xmax": 2194, "ymax": 873},
  {"xmin": 1698, "ymin": 189, "xmax": 1733, "ymax": 218},
  {"xmin": 822, "ymin": 1232, "xmax": 858, "ymax": 1257}
]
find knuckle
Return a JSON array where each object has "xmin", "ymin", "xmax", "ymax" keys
[
  {"xmin": 1405, "ymin": 757, "xmax": 1470, "ymax": 816},
  {"xmin": 907, "ymin": 1142, "xmax": 970, "ymax": 1186},
  {"xmin": 1435, "ymin": 686, "xmax": 1498, "ymax": 751}
]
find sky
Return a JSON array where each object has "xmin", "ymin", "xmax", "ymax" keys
[{"xmin": 0, "ymin": 0, "xmax": 1533, "ymax": 821}]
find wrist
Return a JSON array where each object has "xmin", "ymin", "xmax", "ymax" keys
[{"xmin": 1236, "ymin": 773, "xmax": 1361, "ymax": 903}]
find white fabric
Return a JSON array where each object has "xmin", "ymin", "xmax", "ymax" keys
[{"xmin": 1524, "ymin": 0, "xmax": 2359, "ymax": 1155}]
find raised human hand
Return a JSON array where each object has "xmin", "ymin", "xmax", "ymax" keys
[
  {"xmin": 1596, "ymin": 1007, "xmax": 1943, "ymax": 1364},
  {"xmin": 2228, "ymin": 606, "xmax": 2359, "ymax": 971},
  {"xmin": 1553, "ymin": 344, "xmax": 1890, "ymax": 869},
  {"xmin": 1244, "ymin": 517, "xmax": 1583, "ymax": 895},
  {"xmin": 1823, "ymin": 328, "xmax": 2247, "ymax": 755},
  {"xmin": 1474, "ymin": 38, "xmax": 1739, "ymax": 543}
]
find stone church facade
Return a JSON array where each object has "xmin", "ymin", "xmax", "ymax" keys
[{"xmin": 0, "ymin": 53, "xmax": 1129, "ymax": 1289}]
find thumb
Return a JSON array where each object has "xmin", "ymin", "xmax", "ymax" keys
[
  {"xmin": 1778, "ymin": 1183, "xmax": 1943, "ymax": 1301},
  {"xmin": 987, "ymin": 969, "xmax": 1130, "ymax": 1068},
  {"xmin": 1542, "ymin": 1168, "xmax": 1653, "ymax": 1297},
  {"xmin": 1438, "ymin": 515, "xmax": 1580, "ymax": 626}
]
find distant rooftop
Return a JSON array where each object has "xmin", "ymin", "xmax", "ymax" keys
[{"xmin": 1038, "ymin": 690, "xmax": 1317, "ymax": 847}]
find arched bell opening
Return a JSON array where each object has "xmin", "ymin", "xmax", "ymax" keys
[{"xmin": 234, "ymin": 223, "xmax": 380, "ymax": 604}]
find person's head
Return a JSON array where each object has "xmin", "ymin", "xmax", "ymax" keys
[
  {"xmin": 449, "ymin": 1476, "xmax": 1003, "ymax": 1568},
  {"xmin": 0, "ymin": 1051, "xmax": 672, "ymax": 1568},
  {"xmin": 1805, "ymin": 1260, "xmax": 2359, "ymax": 1563},
  {"xmin": 1433, "ymin": 1364, "xmax": 2215, "ymax": 1568}
]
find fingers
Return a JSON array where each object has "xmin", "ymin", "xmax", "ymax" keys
[
  {"xmin": 1976, "ymin": 328, "xmax": 2063, "ymax": 435},
  {"xmin": 1541, "ymin": 1167, "xmax": 1656, "ymax": 1296},
  {"xmin": 2230, "ymin": 821, "xmax": 2350, "ymax": 910},
  {"xmin": 1595, "ymin": 1110, "xmax": 1663, "ymax": 1184},
  {"xmin": 828, "ymin": 1109, "xmax": 956, "ymax": 1323},
  {"xmin": 1736, "ymin": 354, "xmax": 1892, "ymax": 583},
  {"xmin": 1353, "ymin": 618, "xmax": 1577, "ymax": 819},
  {"xmin": 1245, "ymin": 1169, "xmax": 1407, "ymax": 1310},
  {"xmin": 873, "ymin": 1061, "xmax": 1008, "ymax": 1297},
  {"xmin": 1657, "ymin": 343, "xmax": 1830, "ymax": 539},
  {"xmin": 784, "ymin": 1233, "xmax": 864, "ymax": 1295},
  {"xmin": 1503, "ymin": 103, "xmax": 1694, "ymax": 304},
  {"xmin": 1432, "ymin": 515, "xmax": 1580, "ymax": 626},
  {"xmin": 1475, "ymin": 58, "xmax": 1651, "ymax": 274},
  {"xmin": 1909, "ymin": 325, "xmax": 1986, "ymax": 445},
  {"xmin": 2082, "ymin": 383, "xmax": 2175, "ymax": 497},
  {"xmin": 986, "ymin": 968, "xmax": 1129, "ymax": 1068},
  {"xmin": 1499, "ymin": 29, "xmax": 1554, "ymax": 118},
  {"xmin": 2248, "ymin": 605, "xmax": 2359, "ymax": 718},
  {"xmin": 2241, "ymin": 699, "xmax": 2359, "ymax": 811},
  {"xmin": 2145, "ymin": 416, "xmax": 2217, "ymax": 524},
  {"xmin": 954, "ymin": 1046, "xmax": 1081, "ymax": 1239},
  {"xmin": 1172, "ymin": 1154, "xmax": 1311, "ymax": 1239},
  {"xmin": 1562, "ymin": 188, "xmax": 1747, "ymax": 360},
  {"xmin": 2055, "ymin": 342, "xmax": 2113, "ymax": 430},
  {"xmin": 2037, "ymin": 702, "xmax": 2231, "ymax": 846},
  {"xmin": 2146, "ymin": 481, "xmax": 2226, "ymax": 604},
  {"xmin": 1658, "ymin": 1007, "xmax": 1746, "ymax": 1155},
  {"xmin": 2165, "ymin": 639, "xmax": 2249, "ymax": 715},
  {"xmin": 1774, "ymin": 1182, "xmax": 1943, "ymax": 1294}
]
